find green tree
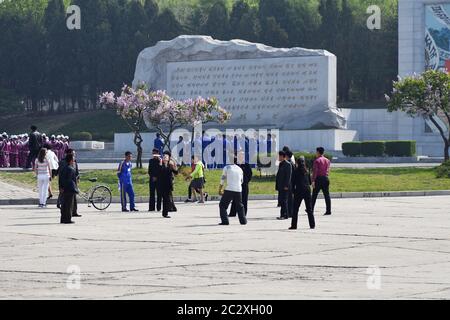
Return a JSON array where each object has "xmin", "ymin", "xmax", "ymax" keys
[
  {"xmin": 43, "ymin": 0, "xmax": 67, "ymax": 112},
  {"xmin": 202, "ymin": 1, "xmax": 230, "ymax": 40},
  {"xmin": 386, "ymin": 70, "xmax": 450, "ymax": 161},
  {"xmin": 156, "ymin": 8, "xmax": 183, "ymax": 41},
  {"xmin": 229, "ymin": 0, "xmax": 260, "ymax": 41},
  {"xmin": 260, "ymin": 16, "xmax": 288, "ymax": 48},
  {"xmin": 336, "ymin": 0, "xmax": 354, "ymax": 101}
]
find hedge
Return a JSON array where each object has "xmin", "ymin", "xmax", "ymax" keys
[
  {"xmin": 342, "ymin": 142, "xmax": 361, "ymax": 157},
  {"xmin": 385, "ymin": 141, "xmax": 416, "ymax": 157},
  {"xmin": 436, "ymin": 161, "xmax": 450, "ymax": 179},
  {"xmin": 360, "ymin": 141, "xmax": 385, "ymax": 157},
  {"xmin": 341, "ymin": 140, "xmax": 417, "ymax": 157},
  {"xmin": 72, "ymin": 131, "xmax": 93, "ymax": 141}
]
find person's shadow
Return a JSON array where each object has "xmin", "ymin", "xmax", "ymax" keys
[{"xmin": 8, "ymin": 223, "xmax": 61, "ymax": 226}]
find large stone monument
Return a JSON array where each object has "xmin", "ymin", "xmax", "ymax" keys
[{"xmin": 133, "ymin": 35, "xmax": 346, "ymax": 131}]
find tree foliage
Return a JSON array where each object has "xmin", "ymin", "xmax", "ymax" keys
[
  {"xmin": 0, "ymin": 0, "xmax": 399, "ymax": 114},
  {"xmin": 386, "ymin": 70, "xmax": 450, "ymax": 161}
]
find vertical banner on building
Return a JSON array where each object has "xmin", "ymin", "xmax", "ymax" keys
[{"xmin": 425, "ymin": 4, "xmax": 450, "ymax": 72}]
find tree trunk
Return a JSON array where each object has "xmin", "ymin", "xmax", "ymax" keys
[
  {"xmin": 445, "ymin": 140, "xmax": 449, "ymax": 162},
  {"xmin": 429, "ymin": 115, "xmax": 450, "ymax": 162},
  {"xmin": 136, "ymin": 143, "xmax": 143, "ymax": 169},
  {"xmin": 133, "ymin": 132, "xmax": 143, "ymax": 169}
]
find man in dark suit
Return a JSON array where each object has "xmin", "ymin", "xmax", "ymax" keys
[
  {"xmin": 285, "ymin": 149, "xmax": 295, "ymax": 218},
  {"xmin": 276, "ymin": 151, "xmax": 292, "ymax": 220},
  {"xmin": 59, "ymin": 154, "xmax": 79, "ymax": 224},
  {"xmin": 57, "ymin": 149, "xmax": 81, "ymax": 217},
  {"xmin": 26, "ymin": 125, "xmax": 42, "ymax": 169},
  {"xmin": 148, "ymin": 148, "xmax": 162, "ymax": 212},
  {"xmin": 229, "ymin": 151, "xmax": 253, "ymax": 217}
]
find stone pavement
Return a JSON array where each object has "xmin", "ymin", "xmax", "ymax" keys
[
  {"xmin": 0, "ymin": 196, "xmax": 449, "ymax": 300},
  {"xmin": 0, "ymin": 180, "xmax": 36, "ymax": 200}
]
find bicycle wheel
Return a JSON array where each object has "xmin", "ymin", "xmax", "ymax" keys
[{"xmin": 90, "ymin": 185, "xmax": 112, "ymax": 211}]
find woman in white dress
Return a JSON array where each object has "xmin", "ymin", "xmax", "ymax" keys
[{"xmin": 34, "ymin": 148, "xmax": 51, "ymax": 208}]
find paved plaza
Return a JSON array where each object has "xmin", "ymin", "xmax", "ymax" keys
[{"xmin": 0, "ymin": 196, "xmax": 449, "ymax": 300}]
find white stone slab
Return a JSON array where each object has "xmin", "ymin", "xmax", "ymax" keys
[
  {"xmin": 133, "ymin": 35, "xmax": 345, "ymax": 130},
  {"xmin": 70, "ymin": 141, "xmax": 104, "ymax": 150}
]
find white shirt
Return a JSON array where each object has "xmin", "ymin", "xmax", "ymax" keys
[
  {"xmin": 46, "ymin": 150, "xmax": 59, "ymax": 170},
  {"xmin": 221, "ymin": 164, "xmax": 243, "ymax": 192}
]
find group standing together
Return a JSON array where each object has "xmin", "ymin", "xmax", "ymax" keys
[
  {"xmin": 276, "ymin": 147, "xmax": 331, "ymax": 230},
  {"xmin": 117, "ymin": 133, "xmax": 332, "ymax": 230},
  {"xmin": 0, "ymin": 126, "xmax": 70, "ymax": 169},
  {"xmin": 10, "ymin": 126, "xmax": 332, "ymax": 229}
]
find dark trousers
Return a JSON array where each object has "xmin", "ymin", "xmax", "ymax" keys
[
  {"xmin": 287, "ymin": 189, "xmax": 294, "ymax": 218},
  {"xmin": 72, "ymin": 197, "xmax": 78, "ymax": 216},
  {"xmin": 61, "ymin": 192, "xmax": 75, "ymax": 223},
  {"xmin": 220, "ymin": 191, "xmax": 247, "ymax": 225},
  {"xmin": 278, "ymin": 189, "xmax": 289, "ymax": 218},
  {"xmin": 169, "ymin": 191, "xmax": 177, "ymax": 212},
  {"xmin": 58, "ymin": 192, "xmax": 77, "ymax": 216},
  {"xmin": 312, "ymin": 176, "xmax": 331, "ymax": 214},
  {"xmin": 26, "ymin": 149, "xmax": 38, "ymax": 169},
  {"xmin": 149, "ymin": 178, "xmax": 161, "ymax": 211},
  {"xmin": 161, "ymin": 189, "xmax": 171, "ymax": 217},
  {"xmin": 188, "ymin": 184, "xmax": 192, "ymax": 199},
  {"xmin": 229, "ymin": 183, "xmax": 249, "ymax": 216},
  {"xmin": 292, "ymin": 190, "xmax": 315, "ymax": 229}
]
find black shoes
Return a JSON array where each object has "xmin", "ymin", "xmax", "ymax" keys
[
  {"xmin": 72, "ymin": 214, "xmax": 82, "ymax": 217},
  {"xmin": 61, "ymin": 221, "xmax": 75, "ymax": 224},
  {"xmin": 324, "ymin": 212, "xmax": 332, "ymax": 216},
  {"xmin": 131, "ymin": 208, "xmax": 139, "ymax": 212},
  {"xmin": 218, "ymin": 222, "xmax": 229, "ymax": 226},
  {"xmin": 122, "ymin": 209, "xmax": 130, "ymax": 212},
  {"xmin": 277, "ymin": 217, "xmax": 288, "ymax": 220},
  {"xmin": 47, "ymin": 194, "xmax": 53, "ymax": 200},
  {"xmin": 289, "ymin": 226, "xmax": 297, "ymax": 230},
  {"xmin": 163, "ymin": 215, "xmax": 171, "ymax": 218}
]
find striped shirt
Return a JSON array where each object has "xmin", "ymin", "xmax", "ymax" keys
[{"xmin": 35, "ymin": 159, "xmax": 50, "ymax": 177}]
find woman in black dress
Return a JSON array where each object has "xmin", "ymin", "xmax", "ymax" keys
[
  {"xmin": 159, "ymin": 154, "xmax": 178, "ymax": 218},
  {"xmin": 290, "ymin": 156, "xmax": 315, "ymax": 230}
]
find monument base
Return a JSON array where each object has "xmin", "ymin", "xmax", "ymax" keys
[
  {"xmin": 71, "ymin": 141, "xmax": 105, "ymax": 151},
  {"xmin": 114, "ymin": 130, "xmax": 357, "ymax": 154},
  {"xmin": 279, "ymin": 129, "xmax": 358, "ymax": 153}
]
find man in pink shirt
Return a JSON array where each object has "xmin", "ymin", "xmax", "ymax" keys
[{"xmin": 312, "ymin": 147, "xmax": 332, "ymax": 215}]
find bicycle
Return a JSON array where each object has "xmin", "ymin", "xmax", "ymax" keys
[{"xmin": 78, "ymin": 177, "xmax": 112, "ymax": 211}]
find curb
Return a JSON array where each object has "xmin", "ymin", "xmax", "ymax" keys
[{"xmin": 1, "ymin": 190, "xmax": 450, "ymax": 206}]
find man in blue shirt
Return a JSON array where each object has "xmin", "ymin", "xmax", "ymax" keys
[
  {"xmin": 118, "ymin": 151, "xmax": 138, "ymax": 212},
  {"xmin": 154, "ymin": 133, "xmax": 164, "ymax": 155}
]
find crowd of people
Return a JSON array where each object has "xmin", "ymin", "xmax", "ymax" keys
[
  {"xmin": 0, "ymin": 126, "xmax": 78, "ymax": 224},
  {"xmin": 116, "ymin": 134, "xmax": 332, "ymax": 230},
  {"xmin": 0, "ymin": 126, "xmax": 70, "ymax": 169},
  {"xmin": 2, "ymin": 126, "xmax": 333, "ymax": 229}
]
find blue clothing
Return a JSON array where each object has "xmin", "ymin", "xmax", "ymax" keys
[
  {"xmin": 120, "ymin": 182, "xmax": 135, "ymax": 210},
  {"xmin": 118, "ymin": 160, "xmax": 135, "ymax": 210},
  {"xmin": 154, "ymin": 137, "xmax": 164, "ymax": 154},
  {"xmin": 118, "ymin": 160, "xmax": 133, "ymax": 185}
]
